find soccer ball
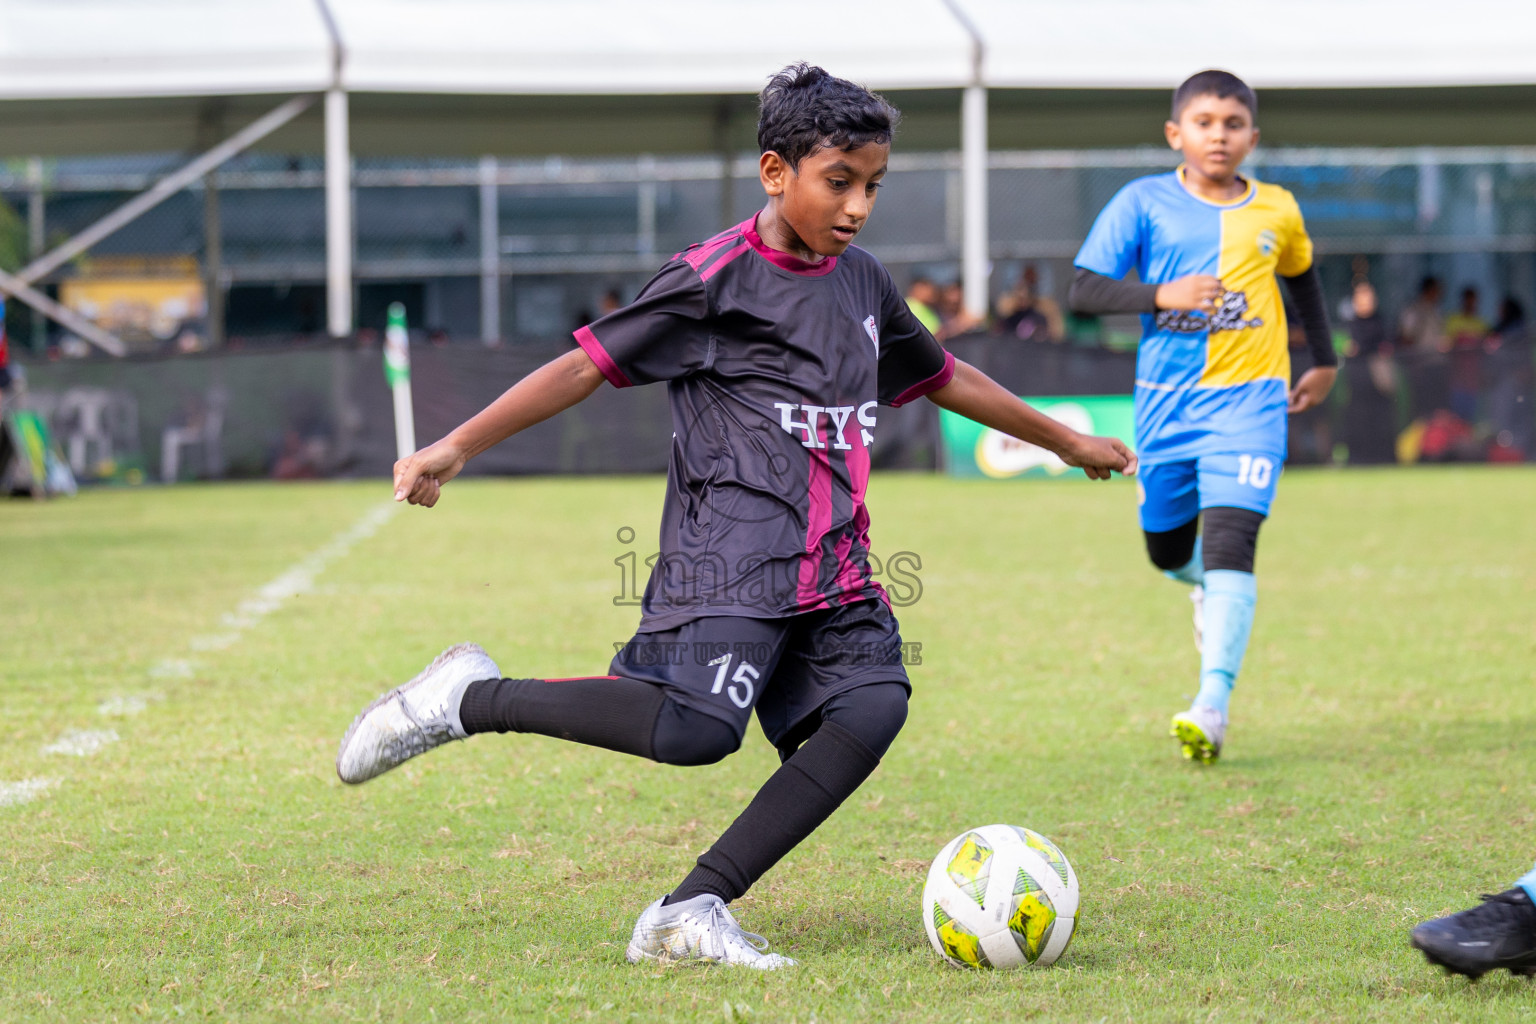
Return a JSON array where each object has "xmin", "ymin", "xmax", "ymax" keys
[{"xmin": 921, "ymin": 824, "xmax": 1079, "ymax": 969}]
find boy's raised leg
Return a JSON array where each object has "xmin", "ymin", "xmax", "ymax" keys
[{"xmin": 336, "ymin": 643, "xmax": 500, "ymax": 784}]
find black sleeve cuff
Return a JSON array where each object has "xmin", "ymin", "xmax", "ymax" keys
[
  {"xmin": 1069, "ymin": 267, "xmax": 1159, "ymax": 315},
  {"xmin": 1280, "ymin": 266, "xmax": 1337, "ymax": 368}
]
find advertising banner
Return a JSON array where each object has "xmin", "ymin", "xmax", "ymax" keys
[{"xmin": 940, "ymin": 396, "xmax": 1135, "ymax": 479}]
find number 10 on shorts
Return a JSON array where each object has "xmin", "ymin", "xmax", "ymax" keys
[
  {"xmin": 1236, "ymin": 454, "xmax": 1274, "ymax": 488},
  {"xmin": 708, "ymin": 654, "xmax": 759, "ymax": 709}
]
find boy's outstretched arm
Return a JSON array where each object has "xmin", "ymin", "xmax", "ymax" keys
[
  {"xmin": 926, "ymin": 359, "xmax": 1137, "ymax": 480},
  {"xmin": 393, "ymin": 347, "xmax": 606, "ymax": 506}
]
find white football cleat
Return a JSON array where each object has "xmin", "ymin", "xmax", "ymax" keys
[
  {"xmin": 625, "ymin": 894, "xmax": 796, "ymax": 969},
  {"xmin": 336, "ymin": 643, "xmax": 500, "ymax": 784},
  {"xmin": 1170, "ymin": 705, "xmax": 1226, "ymax": 764},
  {"xmin": 1190, "ymin": 584, "xmax": 1205, "ymax": 651}
]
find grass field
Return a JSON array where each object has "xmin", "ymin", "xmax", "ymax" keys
[{"xmin": 4, "ymin": 467, "xmax": 1535, "ymax": 1023}]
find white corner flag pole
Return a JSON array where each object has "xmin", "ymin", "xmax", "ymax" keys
[{"xmin": 383, "ymin": 302, "xmax": 417, "ymax": 459}]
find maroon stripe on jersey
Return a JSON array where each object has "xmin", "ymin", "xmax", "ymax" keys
[
  {"xmin": 834, "ymin": 436, "xmax": 873, "ymax": 602},
  {"xmin": 795, "ymin": 425, "xmax": 835, "ymax": 612},
  {"xmin": 742, "ymin": 216, "xmax": 838, "ymax": 278},
  {"xmin": 574, "ymin": 325, "xmax": 634, "ymax": 388},
  {"xmin": 890, "ymin": 350, "xmax": 957, "ymax": 407},
  {"xmin": 683, "ymin": 232, "xmax": 740, "ymax": 272},
  {"xmin": 698, "ymin": 241, "xmax": 751, "ymax": 281},
  {"xmin": 673, "ymin": 223, "xmax": 740, "ymax": 263}
]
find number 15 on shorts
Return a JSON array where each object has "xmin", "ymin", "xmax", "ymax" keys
[{"xmin": 708, "ymin": 654, "xmax": 759, "ymax": 709}]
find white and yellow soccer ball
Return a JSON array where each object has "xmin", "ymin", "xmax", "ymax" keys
[{"xmin": 921, "ymin": 824, "xmax": 1079, "ymax": 969}]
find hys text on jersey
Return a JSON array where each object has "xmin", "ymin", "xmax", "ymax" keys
[{"xmin": 774, "ymin": 401, "xmax": 878, "ymax": 449}]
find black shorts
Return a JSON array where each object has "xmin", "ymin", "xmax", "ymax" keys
[{"xmin": 610, "ymin": 599, "xmax": 911, "ymax": 750}]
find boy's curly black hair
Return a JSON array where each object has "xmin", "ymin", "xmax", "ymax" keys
[
  {"xmin": 757, "ymin": 63, "xmax": 900, "ymax": 169},
  {"xmin": 1172, "ymin": 69, "xmax": 1256, "ymax": 121}
]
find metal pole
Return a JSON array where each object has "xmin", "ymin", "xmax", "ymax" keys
[
  {"xmin": 478, "ymin": 155, "xmax": 500, "ymax": 345},
  {"xmin": 637, "ymin": 154, "xmax": 657, "ymax": 258},
  {"xmin": 716, "ymin": 101, "xmax": 736, "ymax": 227},
  {"xmin": 203, "ymin": 172, "xmax": 224, "ymax": 348},
  {"xmin": 941, "ymin": 0, "xmax": 989, "ymax": 321},
  {"xmin": 325, "ymin": 87, "xmax": 353, "ymax": 338},
  {"xmin": 26, "ymin": 157, "xmax": 44, "ymax": 352},
  {"xmin": 961, "ymin": 83, "xmax": 989, "ymax": 320}
]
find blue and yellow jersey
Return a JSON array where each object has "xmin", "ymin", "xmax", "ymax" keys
[{"xmin": 1075, "ymin": 167, "xmax": 1312, "ymax": 463}]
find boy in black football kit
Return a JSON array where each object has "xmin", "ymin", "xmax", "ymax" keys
[{"xmin": 337, "ymin": 64, "xmax": 1136, "ymax": 968}]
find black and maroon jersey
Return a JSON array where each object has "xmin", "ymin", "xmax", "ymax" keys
[{"xmin": 576, "ymin": 215, "xmax": 954, "ymax": 630}]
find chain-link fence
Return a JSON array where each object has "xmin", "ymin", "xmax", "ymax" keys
[
  {"xmin": 4, "ymin": 146, "xmax": 1536, "ymax": 347},
  {"xmin": 4, "ymin": 146, "xmax": 1535, "ymax": 474}
]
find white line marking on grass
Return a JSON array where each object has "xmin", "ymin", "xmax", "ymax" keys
[
  {"xmin": 43, "ymin": 729, "xmax": 120, "ymax": 756},
  {"xmin": 0, "ymin": 778, "xmax": 58, "ymax": 807},
  {"xmin": 98, "ymin": 693, "xmax": 165, "ymax": 717},
  {"xmin": 25, "ymin": 503, "xmax": 399, "ymax": 811},
  {"xmin": 203, "ymin": 502, "xmax": 398, "ymax": 651},
  {"xmin": 188, "ymin": 633, "xmax": 241, "ymax": 652},
  {"xmin": 149, "ymin": 503, "xmax": 398, "ymax": 681}
]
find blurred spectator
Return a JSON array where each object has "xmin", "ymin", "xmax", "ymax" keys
[
  {"xmin": 937, "ymin": 281, "xmax": 983, "ymax": 341},
  {"xmin": 1418, "ymin": 408, "xmax": 1479, "ymax": 462},
  {"xmin": 1342, "ymin": 281, "xmax": 1397, "ymax": 464},
  {"xmin": 1485, "ymin": 296, "xmax": 1533, "ymax": 460},
  {"xmin": 1399, "ymin": 275, "xmax": 1446, "ymax": 355},
  {"xmin": 905, "ymin": 277, "xmax": 942, "ymax": 336},
  {"xmin": 1443, "ymin": 285, "xmax": 1488, "ymax": 423},
  {"xmin": 271, "ymin": 428, "xmax": 327, "ymax": 479},
  {"xmin": 1398, "ymin": 275, "xmax": 1449, "ymax": 418},
  {"xmin": 572, "ymin": 288, "xmax": 625, "ymax": 341},
  {"xmin": 993, "ymin": 267, "xmax": 1064, "ymax": 343}
]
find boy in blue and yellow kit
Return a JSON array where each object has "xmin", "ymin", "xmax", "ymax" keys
[{"xmin": 1070, "ymin": 70, "xmax": 1337, "ymax": 763}]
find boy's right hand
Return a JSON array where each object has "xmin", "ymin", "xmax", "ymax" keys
[
  {"xmin": 393, "ymin": 440, "xmax": 469, "ymax": 507},
  {"xmin": 1156, "ymin": 275, "xmax": 1224, "ymax": 312},
  {"xmin": 1061, "ymin": 433, "xmax": 1138, "ymax": 480}
]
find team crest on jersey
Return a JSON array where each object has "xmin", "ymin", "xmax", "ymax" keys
[
  {"xmin": 862, "ymin": 315, "xmax": 879, "ymax": 355},
  {"xmin": 1155, "ymin": 290, "xmax": 1264, "ymax": 334},
  {"xmin": 1256, "ymin": 229, "xmax": 1278, "ymax": 256}
]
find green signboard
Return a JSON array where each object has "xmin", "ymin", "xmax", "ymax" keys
[{"xmin": 939, "ymin": 395, "xmax": 1136, "ymax": 479}]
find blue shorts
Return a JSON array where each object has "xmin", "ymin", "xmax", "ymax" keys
[{"xmin": 1136, "ymin": 452, "xmax": 1282, "ymax": 532}]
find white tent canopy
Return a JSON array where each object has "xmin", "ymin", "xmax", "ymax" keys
[
  {"xmin": 5, "ymin": 0, "xmax": 1531, "ymax": 99},
  {"xmin": 1, "ymin": 0, "xmax": 1533, "ymax": 154},
  {"xmin": 0, "ymin": 0, "xmax": 1533, "ymax": 343}
]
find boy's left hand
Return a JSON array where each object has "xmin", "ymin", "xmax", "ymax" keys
[
  {"xmin": 1288, "ymin": 367, "xmax": 1337, "ymax": 413},
  {"xmin": 1062, "ymin": 434, "xmax": 1138, "ymax": 480}
]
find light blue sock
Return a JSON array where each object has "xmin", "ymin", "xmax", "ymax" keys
[
  {"xmin": 1518, "ymin": 861, "xmax": 1536, "ymax": 904},
  {"xmin": 1163, "ymin": 535, "xmax": 1204, "ymax": 586},
  {"xmin": 1193, "ymin": 569, "xmax": 1256, "ymax": 715}
]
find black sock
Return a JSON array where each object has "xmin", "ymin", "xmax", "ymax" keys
[
  {"xmin": 664, "ymin": 720, "xmax": 880, "ymax": 905},
  {"xmin": 459, "ymin": 676, "xmax": 666, "ymax": 760}
]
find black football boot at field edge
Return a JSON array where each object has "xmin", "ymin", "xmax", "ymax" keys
[{"xmin": 1411, "ymin": 888, "xmax": 1536, "ymax": 980}]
